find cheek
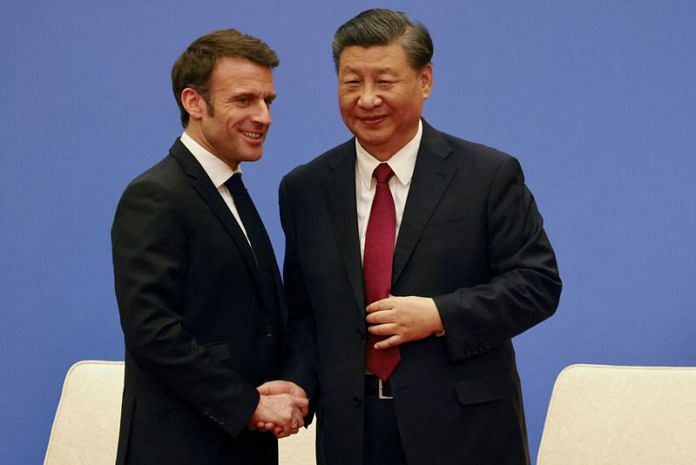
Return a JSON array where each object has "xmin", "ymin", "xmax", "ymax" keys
[
  {"xmin": 337, "ymin": 99, "xmax": 350, "ymax": 115},
  {"xmin": 338, "ymin": 93, "xmax": 357, "ymax": 112}
]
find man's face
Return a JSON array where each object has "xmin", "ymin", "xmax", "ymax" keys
[
  {"xmin": 194, "ymin": 56, "xmax": 276, "ymax": 170},
  {"xmin": 337, "ymin": 43, "xmax": 432, "ymax": 160}
]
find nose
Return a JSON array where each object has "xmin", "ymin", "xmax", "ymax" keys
[
  {"xmin": 252, "ymin": 100, "xmax": 271, "ymax": 126},
  {"xmin": 357, "ymin": 84, "xmax": 382, "ymax": 109}
]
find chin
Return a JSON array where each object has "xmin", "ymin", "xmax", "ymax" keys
[{"xmin": 242, "ymin": 152, "xmax": 264, "ymax": 163}]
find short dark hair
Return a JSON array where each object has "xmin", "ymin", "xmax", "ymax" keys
[
  {"xmin": 332, "ymin": 9, "xmax": 433, "ymax": 72},
  {"xmin": 171, "ymin": 29, "xmax": 279, "ymax": 127}
]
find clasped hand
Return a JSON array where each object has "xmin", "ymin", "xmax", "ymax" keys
[
  {"xmin": 248, "ymin": 380, "xmax": 308, "ymax": 438},
  {"xmin": 366, "ymin": 295, "xmax": 444, "ymax": 349}
]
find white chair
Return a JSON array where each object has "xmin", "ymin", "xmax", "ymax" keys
[
  {"xmin": 278, "ymin": 421, "xmax": 317, "ymax": 464},
  {"xmin": 44, "ymin": 360, "xmax": 316, "ymax": 464},
  {"xmin": 537, "ymin": 364, "xmax": 696, "ymax": 465},
  {"xmin": 44, "ymin": 360, "xmax": 124, "ymax": 465}
]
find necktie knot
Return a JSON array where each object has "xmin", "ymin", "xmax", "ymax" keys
[
  {"xmin": 373, "ymin": 163, "xmax": 394, "ymax": 185},
  {"xmin": 225, "ymin": 173, "xmax": 246, "ymax": 195}
]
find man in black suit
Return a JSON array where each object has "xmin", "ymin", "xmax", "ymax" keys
[
  {"xmin": 279, "ymin": 9, "xmax": 562, "ymax": 465},
  {"xmin": 112, "ymin": 29, "xmax": 308, "ymax": 465}
]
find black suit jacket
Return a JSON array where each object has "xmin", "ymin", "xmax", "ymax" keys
[
  {"xmin": 279, "ymin": 121, "xmax": 562, "ymax": 465},
  {"xmin": 112, "ymin": 140, "xmax": 286, "ymax": 465}
]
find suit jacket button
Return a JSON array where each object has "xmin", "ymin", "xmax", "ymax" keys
[
  {"xmin": 355, "ymin": 329, "xmax": 364, "ymax": 339},
  {"xmin": 352, "ymin": 395, "xmax": 362, "ymax": 407},
  {"xmin": 265, "ymin": 326, "xmax": 274, "ymax": 337}
]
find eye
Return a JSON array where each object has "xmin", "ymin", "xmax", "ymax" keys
[{"xmin": 234, "ymin": 95, "xmax": 252, "ymax": 107}]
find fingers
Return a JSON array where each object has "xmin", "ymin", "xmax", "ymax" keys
[
  {"xmin": 298, "ymin": 399, "xmax": 309, "ymax": 417},
  {"xmin": 366, "ymin": 296, "xmax": 395, "ymax": 313},
  {"xmin": 257, "ymin": 380, "xmax": 284, "ymax": 395},
  {"xmin": 365, "ymin": 310, "xmax": 395, "ymax": 325},
  {"xmin": 254, "ymin": 422, "xmax": 301, "ymax": 439},
  {"xmin": 272, "ymin": 406, "xmax": 303, "ymax": 438},
  {"xmin": 256, "ymin": 381, "xmax": 309, "ymax": 421},
  {"xmin": 257, "ymin": 380, "xmax": 307, "ymax": 398},
  {"xmin": 249, "ymin": 392, "xmax": 307, "ymax": 434},
  {"xmin": 367, "ymin": 322, "xmax": 399, "ymax": 336},
  {"xmin": 372, "ymin": 334, "xmax": 403, "ymax": 350},
  {"xmin": 248, "ymin": 383, "xmax": 312, "ymax": 439},
  {"xmin": 261, "ymin": 422, "xmax": 300, "ymax": 438},
  {"xmin": 365, "ymin": 296, "xmax": 443, "ymax": 347}
]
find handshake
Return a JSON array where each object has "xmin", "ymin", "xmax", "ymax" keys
[{"xmin": 248, "ymin": 380, "xmax": 309, "ymax": 438}]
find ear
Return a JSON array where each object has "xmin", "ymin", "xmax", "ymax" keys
[
  {"xmin": 419, "ymin": 63, "xmax": 433, "ymax": 99},
  {"xmin": 180, "ymin": 87, "xmax": 206, "ymax": 121}
]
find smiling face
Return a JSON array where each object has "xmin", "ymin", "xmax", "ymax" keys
[
  {"xmin": 182, "ymin": 56, "xmax": 276, "ymax": 170},
  {"xmin": 338, "ymin": 43, "xmax": 432, "ymax": 161}
]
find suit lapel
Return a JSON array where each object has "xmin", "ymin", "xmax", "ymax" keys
[
  {"xmin": 393, "ymin": 122, "xmax": 456, "ymax": 284},
  {"xmin": 169, "ymin": 140, "xmax": 274, "ymax": 313},
  {"xmin": 322, "ymin": 142, "xmax": 366, "ymax": 310}
]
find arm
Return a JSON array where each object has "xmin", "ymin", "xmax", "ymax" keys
[
  {"xmin": 367, "ymin": 158, "xmax": 561, "ymax": 361},
  {"xmin": 112, "ymin": 178, "xmax": 288, "ymax": 436},
  {"xmin": 278, "ymin": 177, "xmax": 319, "ymax": 403}
]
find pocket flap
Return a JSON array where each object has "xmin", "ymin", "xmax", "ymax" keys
[{"xmin": 455, "ymin": 372, "xmax": 514, "ymax": 405}]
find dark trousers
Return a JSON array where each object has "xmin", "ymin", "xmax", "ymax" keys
[{"xmin": 364, "ymin": 378, "xmax": 407, "ymax": 465}]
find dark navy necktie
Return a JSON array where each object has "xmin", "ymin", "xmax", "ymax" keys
[{"xmin": 225, "ymin": 173, "xmax": 276, "ymax": 297}]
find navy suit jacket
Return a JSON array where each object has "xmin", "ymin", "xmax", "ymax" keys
[
  {"xmin": 279, "ymin": 121, "xmax": 561, "ymax": 465},
  {"xmin": 112, "ymin": 140, "xmax": 287, "ymax": 465}
]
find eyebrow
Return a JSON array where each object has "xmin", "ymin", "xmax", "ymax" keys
[
  {"xmin": 229, "ymin": 92, "xmax": 277, "ymax": 101},
  {"xmin": 341, "ymin": 65, "xmax": 398, "ymax": 74}
]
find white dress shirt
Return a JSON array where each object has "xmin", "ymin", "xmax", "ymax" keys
[
  {"xmin": 355, "ymin": 120, "xmax": 423, "ymax": 261},
  {"xmin": 180, "ymin": 131, "xmax": 250, "ymax": 243}
]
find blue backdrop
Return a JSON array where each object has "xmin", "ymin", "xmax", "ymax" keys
[{"xmin": 2, "ymin": 1, "xmax": 695, "ymax": 464}]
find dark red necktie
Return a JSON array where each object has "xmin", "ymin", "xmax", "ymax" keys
[{"xmin": 364, "ymin": 163, "xmax": 400, "ymax": 381}]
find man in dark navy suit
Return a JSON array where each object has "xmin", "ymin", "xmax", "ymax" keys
[
  {"xmin": 279, "ymin": 9, "xmax": 562, "ymax": 465},
  {"xmin": 112, "ymin": 29, "xmax": 308, "ymax": 465}
]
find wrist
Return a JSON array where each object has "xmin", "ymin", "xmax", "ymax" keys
[{"xmin": 428, "ymin": 297, "xmax": 445, "ymax": 336}]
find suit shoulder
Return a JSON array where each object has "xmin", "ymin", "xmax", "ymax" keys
[
  {"xmin": 282, "ymin": 138, "xmax": 353, "ymax": 184},
  {"xmin": 439, "ymin": 130, "xmax": 516, "ymax": 168},
  {"xmin": 112, "ymin": 154, "xmax": 189, "ymax": 231},
  {"xmin": 119, "ymin": 154, "xmax": 186, "ymax": 200}
]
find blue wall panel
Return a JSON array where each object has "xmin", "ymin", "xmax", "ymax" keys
[{"xmin": 2, "ymin": 1, "xmax": 695, "ymax": 463}]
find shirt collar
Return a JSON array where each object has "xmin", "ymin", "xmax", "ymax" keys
[
  {"xmin": 180, "ymin": 131, "xmax": 241, "ymax": 188},
  {"xmin": 355, "ymin": 119, "xmax": 422, "ymax": 190}
]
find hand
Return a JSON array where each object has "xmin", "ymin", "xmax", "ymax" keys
[
  {"xmin": 250, "ymin": 380, "xmax": 308, "ymax": 437},
  {"xmin": 366, "ymin": 295, "xmax": 444, "ymax": 349},
  {"xmin": 248, "ymin": 391, "xmax": 308, "ymax": 438},
  {"xmin": 258, "ymin": 380, "xmax": 307, "ymax": 402}
]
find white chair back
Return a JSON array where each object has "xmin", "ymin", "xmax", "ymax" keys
[
  {"xmin": 44, "ymin": 360, "xmax": 124, "ymax": 465},
  {"xmin": 537, "ymin": 364, "xmax": 696, "ymax": 465},
  {"xmin": 44, "ymin": 360, "xmax": 316, "ymax": 464},
  {"xmin": 279, "ymin": 421, "xmax": 317, "ymax": 464}
]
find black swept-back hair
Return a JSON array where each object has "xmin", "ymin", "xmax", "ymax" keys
[{"xmin": 332, "ymin": 8, "xmax": 433, "ymax": 72}]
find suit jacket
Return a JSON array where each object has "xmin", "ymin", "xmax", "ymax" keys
[
  {"xmin": 279, "ymin": 121, "xmax": 562, "ymax": 465},
  {"xmin": 112, "ymin": 139, "xmax": 286, "ymax": 465}
]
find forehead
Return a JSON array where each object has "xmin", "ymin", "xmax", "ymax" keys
[
  {"xmin": 209, "ymin": 56, "xmax": 275, "ymax": 94},
  {"xmin": 338, "ymin": 44, "xmax": 412, "ymax": 74}
]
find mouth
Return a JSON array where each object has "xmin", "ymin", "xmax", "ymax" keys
[
  {"xmin": 240, "ymin": 129, "xmax": 265, "ymax": 143},
  {"xmin": 358, "ymin": 115, "xmax": 387, "ymax": 127}
]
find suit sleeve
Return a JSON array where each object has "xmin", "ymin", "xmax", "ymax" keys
[
  {"xmin": 278, "ymin": 177, "xmax": 319, "ymax": 403},
  {"xmin": 433, "ymin": 157, "xmax": 562, "ymax": 362},
  {"xmin": 111, "ymin": 178, "xmax": 259, "ymax": 436}
]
